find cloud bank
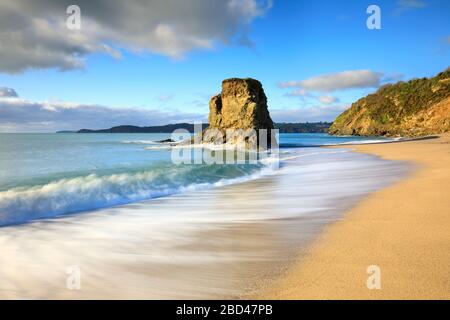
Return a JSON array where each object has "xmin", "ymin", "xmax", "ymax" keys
[
  {"xmin": 0, "ymin": 0, "xmax": 272, "ymax": 73},
  {"xmin": 0, "ymin": 87, "xmax": 347, "ymax": 132},
  {"xmin": 278, "ymin": 69, "xmax": 401, "ymax": 107},
  {"xmin": 0, "ymin": 92, "xmax": 206, "ymax": 132},
  {"xmin": 279, "ymin": 70, "xmax": 383, "ymax": 92}
]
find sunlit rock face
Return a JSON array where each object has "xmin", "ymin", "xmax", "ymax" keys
[
  {"xmin": 209, "ymin": 78, "xmax": 274, "ymax": 130},
  {"xmin": 329, "ymin": 68, "xmax": 450, "ymax": 137},
  {"xmin": 204, "ymin": 78, "xmax": 275, "ymax": 149}
]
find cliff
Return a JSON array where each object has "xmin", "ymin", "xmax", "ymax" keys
[{"xmin": 329, "ymin": 68, "xmax": 450, "ymax": 137}]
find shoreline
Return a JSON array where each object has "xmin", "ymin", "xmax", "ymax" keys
[
  {"xmin": 256, "ymin": 134, "xmax": 450, "ymax": 299},
  {"xmin": 0, "ymin": 145, "xmax": 404, "ymax": 299}
]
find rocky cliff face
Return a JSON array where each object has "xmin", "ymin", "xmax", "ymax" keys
[
  {"xmin": 329, "ymin": 68, "xmax": 450, "ymax": 137},
  {"xmin": 208, "ymin": 78, "xmax": 274, "ymax": 130},
  {"xmin": 203, "ymin": 78, "xmax": 275, "ymax": 148}
]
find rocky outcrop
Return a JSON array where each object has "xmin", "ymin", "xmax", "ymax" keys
[
  {"xmin": 202, "ymin": 78, "xmax": 275, "ymax": 149},
  {"xmin": 208, "ymin": 78, "xmax": 274, "ymax": 130},
  {"xmin": 329, "ymin": 68, "xmax": 450, "ymax": 137}
]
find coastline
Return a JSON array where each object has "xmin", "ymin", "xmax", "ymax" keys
[{"xmin": 256, "ymin": 134, "xmax": 450, "ymax": 299}]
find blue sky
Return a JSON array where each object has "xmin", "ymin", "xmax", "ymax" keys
[{"xmin": 0, "ymin": 0, "xmax": 449, "ymax": 132}]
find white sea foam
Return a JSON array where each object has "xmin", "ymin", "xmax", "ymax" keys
[
  {"xmin": 326, "ymin": 137, "xmax": 403, "ymax": 145},
  {"xmin": 0, "ymin": 159, "xmax": 278, "ymax": 226},
  {"xmin": 121, "ymin": 140, "xmax": 160, "ymax": 144},
  {"xmin": 145, "ymin": 145, "xmax": 176, "ymax": 150},
  {"xmin": 144, "ymin": 142, "xmax": 254, "ymax": 151}
]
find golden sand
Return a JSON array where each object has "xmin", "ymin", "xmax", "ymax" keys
[{"xmin": 258, "ymin": 134, "xmax": 450, "ymax": 299}]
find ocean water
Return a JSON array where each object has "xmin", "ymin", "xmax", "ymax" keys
[
  {"xmin": 0, "ymin": 133, "xmax": 395, "ymax": 227},
  {"xmin": 0, "ymin": 132, "xmax": 408, "ymax": 298}
]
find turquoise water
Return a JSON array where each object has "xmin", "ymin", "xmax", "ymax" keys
[{"xmin": 0, "ymin": 133, "xmax": 394, "ymax": 226}]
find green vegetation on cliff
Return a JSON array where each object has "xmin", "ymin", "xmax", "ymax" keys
[{"xmin": 329, "ymin": 68, "xmax": 450, "ymax": 137}]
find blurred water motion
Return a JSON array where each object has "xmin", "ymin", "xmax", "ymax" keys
[{"xmin": 0, "ymin": 148, "xmax": 408, "ymax": 299}]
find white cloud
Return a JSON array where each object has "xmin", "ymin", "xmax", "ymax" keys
[
  {"xmin": 270, "ymin": 105, "xmax": 348, "ymax": 123},
  {"xmin": 0, "ymin": 96, "xmax": 206, "ymax": 133},
  {"xmin": 0, "ymin": 0, "xmax": 272, "ymax": 73},
  {"xmin": 284, "ymin": 88, "xmax": 308, "ymax": 97},
  {"xmin": 0, "ymin": 87, "xmax": 18, "ymax": 97},
  {"xmin": 318, "ymin": 95, "xmax": 340, "ymax": 105},
  {"xmin": 397, "ymin": 0, "xmax": 427, "ymax": 9},
  {"xmin": 279, "ymin": 70, "xmax": 383, "ymax": 92},
  {"xmin": 283, "ymin": 89, "xmax": 340, "ymax": 106},
  {"xmin": 395, "ymin": 0, "xmax": 427, "ymax": 14}
]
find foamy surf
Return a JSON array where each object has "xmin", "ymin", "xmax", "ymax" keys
[
  {"xmin": 121, "ymin": 140, "xmax": 161, "ymax": 144},
  {"xmin": 323, "ymin": 137, "xmax": 403, "ymax": 145},
  {"xmin": 0, "ymin": 160, "xmax": 278, "ymax": 227}
]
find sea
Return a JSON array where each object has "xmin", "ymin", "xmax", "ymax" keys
[{"xmin": 0, "ymin": 133, "xmax": 408, "ymax": 298}]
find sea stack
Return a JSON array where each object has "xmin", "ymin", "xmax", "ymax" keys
[{"xmin": 202, "ymin": 78, "xmax": 275, "ymax": 149}]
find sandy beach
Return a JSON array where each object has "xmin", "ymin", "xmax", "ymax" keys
[{"xmin": 257, "ymin": 134, "xmax": 450, "ymax": 299}]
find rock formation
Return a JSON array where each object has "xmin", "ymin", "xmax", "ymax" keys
[
  {"xmin": 329, "ymin": 68, "xmax": 450, "ymax": 137},
  {"xmin": 201, "ymin": 78, "xmax": 275, "ymax": 149}
]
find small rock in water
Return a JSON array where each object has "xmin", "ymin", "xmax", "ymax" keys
[{"xmin": 157, "ymin": 138, "xmax": 175, "ymax": 143}]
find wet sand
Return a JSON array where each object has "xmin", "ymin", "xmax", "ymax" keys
[
  {"xmin": 0, "ymin": 148, "xmax": 406, "ymax": 299},
  {"xmin": 258, "ymin": 134, "xmax": 450, "ymax": 299}
]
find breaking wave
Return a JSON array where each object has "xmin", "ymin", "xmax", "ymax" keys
[
  {"xmin": 121, "ymin": 140, "xmax": 160, "ymax": 145},
  {"xmin": 0, "ymin": 161, "xmax": 277, "ymax": 227}
]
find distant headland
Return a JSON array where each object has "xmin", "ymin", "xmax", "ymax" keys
[{"xmin": 58, "ymin": 122, "xmax": 332, "ymax": 134}]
